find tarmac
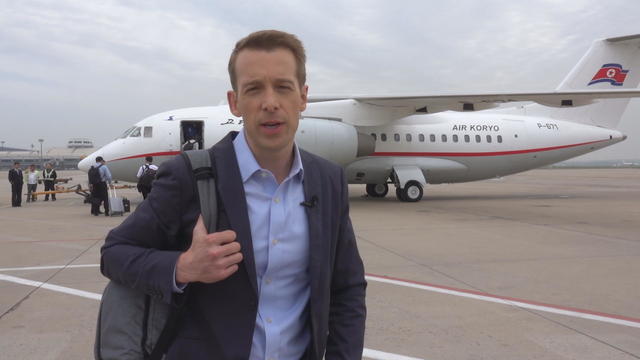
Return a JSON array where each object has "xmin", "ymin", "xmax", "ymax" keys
[{"xmin": 0, "ymin": 168, "xmax": 639, "ymax": 360}]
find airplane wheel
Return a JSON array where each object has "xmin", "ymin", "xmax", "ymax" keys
[
  {"xmin": 395, "ymin": 187, "xmax": 406, "ymax": 201},
  {"xmin": 401, "ymin": 181, "xmax": 423, "ymax": 202},
  {"xmin": 366, "ymin": 183, "xmax": 388, "ymax": 198}
]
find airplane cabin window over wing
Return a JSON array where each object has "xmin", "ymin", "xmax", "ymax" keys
[
  {"xmin": 441, "ymin": 134, "xmax": 447, "ymax": 143},
  {"xmin": 406, "ymin": 134, "xmax": 412, "ymax": 142},
  {"xmin": 475, "ymin": 135, "xmax": 481, "ymax": 143},
  {"xmin": 453, "ymin": 134, "xmax": 459, "ymax": 142},
  {"xmin": 381, "ymin": 133, "xmax": 387, "ymax": 142},
  {"xmin": 419, "ymin": 134, "xmax": 425, "ymax": 142},
  {"xmin": 498, "ymin": 135, "xmax": 503, "ymax": 143},
  {"xmin": 486, "ymin": 135, "xmax": 492, "ymax": 143},
  {"xmin": 430, "ymin": 134, "xmax": 436, "ymax": 142},
  {"xmin": 144, "ymin": 126, "xmax": 153, "ymax": 138},
  {"xmin": 129, "ymin": 127, "xmax": 141, "ymax": 137},
  {"xmin": 394, "ymin": 133, "xmax": 400, "ymax": 142},
  {"xmin": 464, "ymin": 135, "xmax": 470, "ymax": 143}
]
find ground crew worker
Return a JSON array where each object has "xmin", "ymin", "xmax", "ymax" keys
[{"xmin": 43, "ymin": 163, "xmax": 58, "ymax": 201}]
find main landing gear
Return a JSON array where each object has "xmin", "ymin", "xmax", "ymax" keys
[
  {"xmin": 395, "ymin": 180, "xmax": 423, "ymax": 202},
  {"xmin": 366, "ymin": 181, "xmax": 424, "ymax": 202},
  {"xmin": 365, "ymin": 165, "xmax": 426, "ymax": 202},
  {"xmin": 366, "ymin": 183, "xmax": 389, "ymax": 198}
]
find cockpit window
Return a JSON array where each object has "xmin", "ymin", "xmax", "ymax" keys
[
  {"xmin": 119, "ymin": 127, "xmax": 136, "ymax": 139},
  {"xmin": 129, "ymin": 127, "xmax": 141, "ymax": 137},
  {"xmin": 143, "ymin": 126, "xmax": 153, "ymax": 138}
]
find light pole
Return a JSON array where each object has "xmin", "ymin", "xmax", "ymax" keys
[
  {"xmin": 38, "ymin": 139, "xmax": 44, "ymax": 165},
  {"xmin": 1, "ymin": 141, "xmax": 4, "ymax": 151}
]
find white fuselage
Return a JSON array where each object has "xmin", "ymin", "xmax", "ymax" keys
[
  {"xmin": 350, "ymin": 112, "xmax": 624, "ymax": 184},
  {"xmin": 78, "ymin": 103, "xmax": 626, "ymax": 185}
]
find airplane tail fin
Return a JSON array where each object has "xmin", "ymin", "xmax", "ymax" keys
[
  {"xmin": 556, "ymin": 34, "xmax": 640, "ymax": 91},
  {"xmin": 544, "ymin": 35, "xmax": 640, "ymax": 128}
]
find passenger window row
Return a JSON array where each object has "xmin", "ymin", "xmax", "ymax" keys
[{"xmin": 371, "ymin": 133, "xmax": 504, "ymax": 144}]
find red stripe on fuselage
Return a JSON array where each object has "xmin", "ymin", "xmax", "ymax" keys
[
  {"xmin": 110, "ymin": 139, "xmax": 609, "ymax": 162},
  {"xmin": 371, "ymin": 139, "xmax": 608, "ymax": 157},
  {"xmin": 112, "ymin": 151, "xmax": 181, "ymax": 162}
]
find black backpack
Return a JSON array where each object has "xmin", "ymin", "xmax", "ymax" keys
[
  {"xmin": 88, "ymin": 164, "xmax": 103, "ymax": 185},
  {"xmin": 137, "ymin": 165, "xmax": 157, "ymax": 188}
]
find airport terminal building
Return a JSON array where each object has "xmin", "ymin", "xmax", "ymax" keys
[{"xmin": 0, "ymin": 138, "xmax": 96, "ymax": 170}]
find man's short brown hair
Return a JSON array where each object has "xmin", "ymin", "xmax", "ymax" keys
[{"xmin": 228, "ymin": 30, "xmax": 306, "ymax": 91}]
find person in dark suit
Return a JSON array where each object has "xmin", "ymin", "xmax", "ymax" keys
[
  {"xmin": 8, "ymin": 161, "xmax": 23, "ymax": 207},
  {"xmin": 101, "ymin": 30, "xmax": 366, "ymax": 359}
]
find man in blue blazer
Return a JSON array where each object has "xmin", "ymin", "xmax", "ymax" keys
[{"xmin": 101, "ymin": 30, "xmax": 367, "ymax": 359}]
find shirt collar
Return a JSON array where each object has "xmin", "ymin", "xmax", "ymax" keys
[{"xmin": 233, "ymin": 129, "xmax": 304, "ymax": 183}]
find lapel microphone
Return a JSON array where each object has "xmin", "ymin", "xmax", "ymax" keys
[{"xmin": 300, "ymin": 195, "xmax": 318, "ymax": 208}]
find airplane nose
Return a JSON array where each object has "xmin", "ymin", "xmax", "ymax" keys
[
  {"xmin": 622, "ymin": 134, "xmax": 628, "ymax": 141},
  {"xmin": 78, "ymin": 156, "xmax": 92, "ymax": 172}
]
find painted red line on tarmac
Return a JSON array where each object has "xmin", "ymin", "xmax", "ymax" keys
[
  {"xmin": 371, "ymin": 139, "xmax": 608, "ymax": 157},
  {"xmin": 366, "ymin": 272, "xmax": 640, "ymax": 324}
]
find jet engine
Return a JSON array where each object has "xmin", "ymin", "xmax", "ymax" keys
[{"xmin": 296, "ymin": 118, "xmax": 375, "ymax": 166}]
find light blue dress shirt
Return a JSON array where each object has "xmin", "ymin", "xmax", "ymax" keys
[
  {"xmin": 233, "ymin": 130, "xmax": 311, "ymax": 360},
  {"xmin": 95, "ymin": 162, "xmax": 113, "ymax": 184}
]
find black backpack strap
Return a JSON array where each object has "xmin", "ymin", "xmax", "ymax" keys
[
  {"xmin": 147, "ymin": 149, "xmax": 218, "ymax": 360},
  {"xmin": 183, "ymin": 149, "xmax": 218, "ymax": 232}
]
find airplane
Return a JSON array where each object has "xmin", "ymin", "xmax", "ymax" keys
[{"xmin": 79, "ymin": 34, "xmax": 640, "ymax": 202}]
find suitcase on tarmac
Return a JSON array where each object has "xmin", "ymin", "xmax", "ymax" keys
[{"xmin": 108, "ymin": 186, "xmax": 125, "ymax": 216}]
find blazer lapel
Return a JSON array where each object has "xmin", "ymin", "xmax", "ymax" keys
[
  {"xmin": 300, "ymin": 151, "xmax": 323, "ymax": 299},
  {"xmin": 212, "ymin": 132, "xmax": 258, "ymax": 297}
]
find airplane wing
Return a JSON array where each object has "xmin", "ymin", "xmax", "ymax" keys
[
  {"xmin": 306, "ymin": 35, "xmax": 640, "ymax": 126},
  {"xmin": 310, "ymin": 89, "xmax": 640, "ymax": 111},
  {"xmin": 304, "ymin": 90, "xmax": 640, "ymax": 126}
]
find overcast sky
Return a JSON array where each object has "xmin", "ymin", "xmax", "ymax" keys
[{"xmin": 1, "ymin": 0, "xmax": 638, "ymax": 160}]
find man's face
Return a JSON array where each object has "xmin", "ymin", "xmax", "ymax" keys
[
  {"xmin": 14, "ymin": 163, "xmax": 20, "ymax": 169},
  {"xmin": 227, "ymin": 48, "xmax": 308, "ymax": 158}
]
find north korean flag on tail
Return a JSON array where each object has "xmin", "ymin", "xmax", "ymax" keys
[{"xmin": 588, "ymin": 63, "xmax": 629, "ymax": 86}]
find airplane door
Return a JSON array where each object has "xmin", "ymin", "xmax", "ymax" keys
[{"xmin": 180, "ymin": 120, "xmax": 205, "ymax": 151}]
